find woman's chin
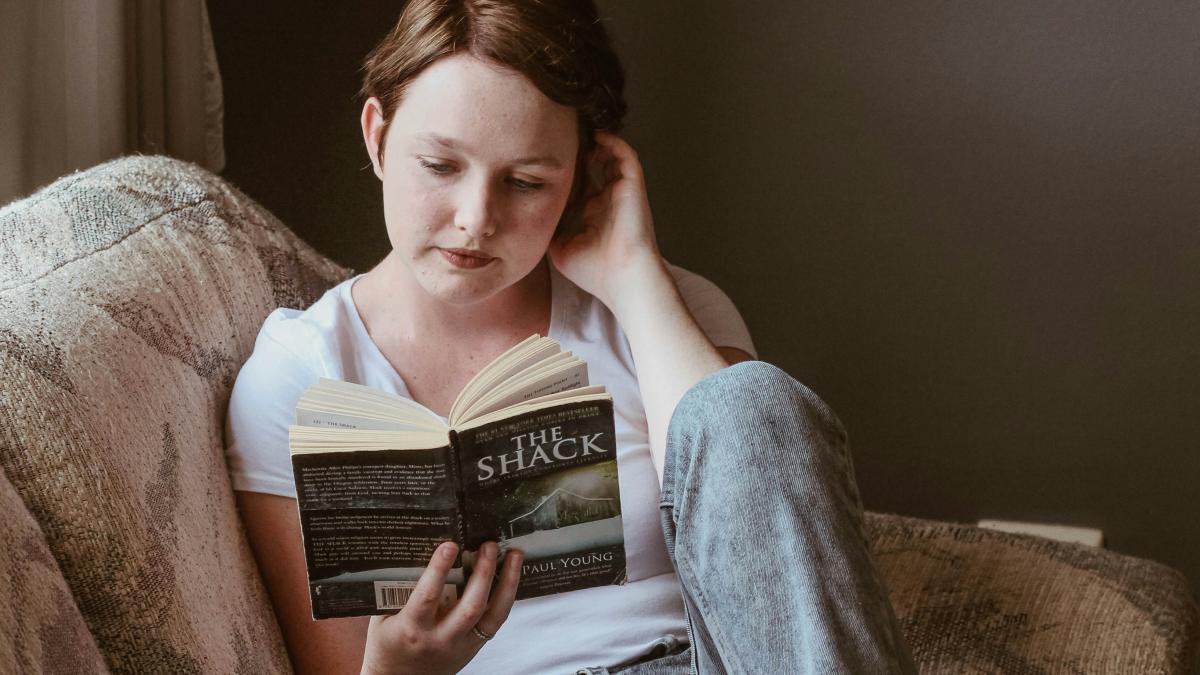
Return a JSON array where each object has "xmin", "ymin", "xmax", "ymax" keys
[
  {"xmin": 418, "ymin": 277, "xmax": 505, "ymax": 307},
  {"xmin": 395, "ymin": 253, "xmax": 547, "ymax": 309}
]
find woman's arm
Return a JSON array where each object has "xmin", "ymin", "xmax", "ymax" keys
[
  {"xmin": 237, "ymin": 491, "xmax": 370, "ymax": 674},
  {"xmin": 607, "ymin": 261, "xmax": 753, "ymax": 482},
  {"xmin": 237, "ymin": 490, "xmax": 522, "ymax": 675},
  {"xmin": 549, "ymin": 133, "xmax": 754, "ymax": 484}
]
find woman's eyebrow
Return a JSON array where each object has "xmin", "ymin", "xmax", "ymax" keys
[
  {"xmin": 417, "ymin": 132, "xmax": 461, "ymax": 150},
  {"xmin": 416, "ymin": 132, "xmax": 563, "ymax": 169}
]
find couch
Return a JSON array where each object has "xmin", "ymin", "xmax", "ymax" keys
[{"xmin": 0, "ymin": 156, "xmax": 1196, "ymax": 674}]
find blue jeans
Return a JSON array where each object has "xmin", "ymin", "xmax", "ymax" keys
[{"xmin": 578, "ymin": 362, "xmax": 917, "ymax": 674}]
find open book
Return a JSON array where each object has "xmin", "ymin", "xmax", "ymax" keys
[{"xmin": 288, "ymin": 335, "xmax": 626, "ymax": 619}]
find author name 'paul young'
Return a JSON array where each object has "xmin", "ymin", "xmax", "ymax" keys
[
  {"xmin": 522, "ymin": 550, "xmax": 616, "ymax": 575},
  {"xmin": 476, "ymin": 425, "xmax": 609, "ymax": 481}
]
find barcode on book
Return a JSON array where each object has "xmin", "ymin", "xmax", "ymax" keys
[{"xmin": 374, "ymin": 581, "xmax": 457, "ymax": 610}]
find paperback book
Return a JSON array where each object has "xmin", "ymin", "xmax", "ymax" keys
[{"xmin": 288, "ymin": 335, "xmax": 626, "ymax": 619}]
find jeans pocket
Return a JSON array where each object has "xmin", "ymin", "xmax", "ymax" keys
[{"xmin": 579, "ymin": 635, "xmax": 689, "ymax": 675}]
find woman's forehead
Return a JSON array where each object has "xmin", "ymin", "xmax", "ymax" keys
[
  {"xmin": 414, "ymin": 132, "xmax": 565, "ymax": 170},
  {"xmin": 391, "ymin": 53, "xmax": 578, "ymax": 161}
]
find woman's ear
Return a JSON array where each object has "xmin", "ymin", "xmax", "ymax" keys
[{"xmin": 360, "ymin": 97, "xmax": 386, "ymax": 180}]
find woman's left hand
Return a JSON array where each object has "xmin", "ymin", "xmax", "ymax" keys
[
  {"xmin": 550, "ymin": 133, "xmax": 733, "ymax": 481},
  {"xmin": 548, "ymin": 132, "xmax": 668, "ymax": 311}
]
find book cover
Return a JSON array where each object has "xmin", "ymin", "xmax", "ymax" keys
[
  {"xmin": 287, "ymin": 335, "xmax": 627, "ymax": 619},
  {"xmin": 455, "ymin": 399, "xmax": 626, "ymax": 599}
]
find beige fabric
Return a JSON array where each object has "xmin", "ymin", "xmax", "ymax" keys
[
  {"xmin": 0, "ymin": 466, "xmax": 109, "ymax": 675},
  {"xmin": 868, "ymin": 512, "xmax": 1200, "ymax": 674},
  {"xmin": 0, "ymin": 0, "xmax": 224, "ymax": 207},
  {"xmin": 0, "ymin": 155, "xmax": 348, "ymax": 673}
]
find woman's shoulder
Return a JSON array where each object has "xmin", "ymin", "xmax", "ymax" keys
[
  {"xmin": 562, "ymin": 260, "xmax": 757, "ymax": 358},
  {"xmin": 227, "ymin": 277, "xmax": 362, "ymax": 442},
  {"xmin": 252, "ymin": 276, "xmax": 362, "ymax": 368},
  {"xmin": 225, "ymin": 281, "xmax": 363, "ymax": 496},
  {"xmin": 663, "ymin": 261, "xmax": 725, "ymax": 300},
  {"xmin": 664, "ymin": 262, "xmax": 757, "ymax": 357},
  {"xmin": 551, "ymin": 260, "xmax": 754, "ymax": 359}
]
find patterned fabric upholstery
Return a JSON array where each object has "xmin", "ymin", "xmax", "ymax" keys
[
  {"xmin": 0, "ymin": 466, "xmax": 108, "ymax": 674},
  {"xmin": 0, "ymin": 156, "xmax": 350, "ymax": 674},
  {"xmin": 868, "ymin": 513, "xmax": 1200, "ymax": 674},
  {"xmin": 0, "ymin": 156, "xmax": 1196, "ymax": 673}
]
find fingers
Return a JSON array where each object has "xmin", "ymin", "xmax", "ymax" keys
[
  {"xmin": 592, "ymin": 130, "xmax": 630, "ymax": 154},
  {"xmin": 437, "ymin": 543, "xmax": 523, "ymax": 645},
  {"xmin": 403, "ymin": 540, "xmax": 459, "ymax": 627},
  {"xmin": 590, "ymin": 131, "xmax": 644, "ymax": 184},
  {"xmin": 476, "ymin": 547, "xmax": 523, "ymax": 636},
  {"xmin": 443, "ymin": 541, "xmax": 500, "ymax": 635}
]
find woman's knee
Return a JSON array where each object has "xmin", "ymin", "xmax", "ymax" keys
[
  {"xmin": 663, "ymin": 362, "xmax": 866, "ymax": 531},
  {"xmin": 667, "ymin": 361, "xmax": 850, "ymax": 472},
  {"xmin": 671, "ymin": 362, "xmax": 846, "ymax": 439}
]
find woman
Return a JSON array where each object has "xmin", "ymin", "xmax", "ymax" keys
[{"xmin": 226, "ymin": 1, "xmax": 916, "ymax": 673}]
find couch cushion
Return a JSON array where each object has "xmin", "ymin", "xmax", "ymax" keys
[
  {"xmin": 0, "ymin": 465, "xmax": 109, "ymax": 674},
  {"xmin": 0, "ymin": 156, "xmax": 351, "ymax": 673},
  {"xmin": 868, "ymin": 512, "xmax": 1200, "ymax": 674}
]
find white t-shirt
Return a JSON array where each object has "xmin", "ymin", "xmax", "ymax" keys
[{"xmin": 224, "ymin": 262, "xmax": 756, "ymax": 674}]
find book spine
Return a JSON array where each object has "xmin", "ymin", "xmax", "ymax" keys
[{"xmin": 448, "ymin": 428, "xmax": 469, "ymax": 548}]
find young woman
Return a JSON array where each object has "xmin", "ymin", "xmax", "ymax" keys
[{"xmin": 226, "ymin": 2, "xmax": 916, "ymax": 673}]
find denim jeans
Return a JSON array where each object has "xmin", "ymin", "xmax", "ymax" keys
[{"xmin": 578, "ymin": 362, "xmax": 917, "ymax": 674}]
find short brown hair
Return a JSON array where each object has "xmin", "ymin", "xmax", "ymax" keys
[{"xmin": 360, "ymin": 0, "xmax": 627, "ymax": 228}]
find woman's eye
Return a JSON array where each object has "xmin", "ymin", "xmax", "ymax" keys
[
  {"xmin": 509, "ymin": 177, "xmax": 544, "ymax": 191},
  {"xmin": 418, "ymin": 158, "xmax": 453, "ymax": 174}
]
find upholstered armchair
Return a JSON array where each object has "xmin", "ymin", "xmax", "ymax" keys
[{"xmin": 1, "ymin": 156, "xmax": 1196, "ymax": 673}]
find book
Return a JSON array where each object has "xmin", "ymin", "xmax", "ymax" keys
[{"xmin": 288, "ymin": 334, "xmax": 627, "ymax": 619}]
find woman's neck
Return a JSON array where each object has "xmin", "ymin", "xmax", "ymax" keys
[{"xmin": 353, "ymin": 253, "xmax": 553, "ymax": 352}]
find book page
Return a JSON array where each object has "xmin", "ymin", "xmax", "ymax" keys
[
  {"xmin": 456, "ymin": 391, "xmax": 611, "ymax": 432},
  {"xmin": 295, "ymin": 409, "xmax": 446, "ymax": 432},
  {"xmin": 289, "ymin": 427, "xmax": 450, "ymax": 453},
  {"xmin": 457, "ymin": 359, "xmax": 589, "ymax": 423},
  {"xmin": 449, "ymin": 335, "xmax": 567, "ymax": 422},
  {"xmin": 303, "ymin": 378, "xmax": 446, "ymax": 427}
]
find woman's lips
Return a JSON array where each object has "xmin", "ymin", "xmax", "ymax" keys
[{"xmin": 439, "ymin": 248, "xmax": 496, "ymax": 269}]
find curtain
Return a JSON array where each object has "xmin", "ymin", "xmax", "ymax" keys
[{"xmin": 0, "ymin": 0, "xmax": 225, "ymax": 207}]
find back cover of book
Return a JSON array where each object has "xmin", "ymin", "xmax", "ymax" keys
[{"xmin": 292, "ymin": 446, "xmax": 463, "ymax": 618}]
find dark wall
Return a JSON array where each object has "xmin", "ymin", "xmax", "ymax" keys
[
  {"xmin": 208, "ymin": 1, "xmax": 396, "ymax": 272},
  {"xmin": 209, "ymin": 1, "xmax": 1200, "ymax": 587}
]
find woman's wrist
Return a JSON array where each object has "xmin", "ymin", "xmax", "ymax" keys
[
  {"xmin": 360, "ymin": 652, "xmax": 396, "ymax": 675},
  {"xmin": 360, "ymin": 659, "xmax": 385, "ymax": 675},
  {"xmin": 361, "ymin": 656, "xmax": 431, "ymax": 675},
  {"xmin": 601, "ymin": 252, "xmax": 673, "ymax": 321},
  {"xmin": 360, "ymin": 647, "xmax": 414, "ymax": 675}
]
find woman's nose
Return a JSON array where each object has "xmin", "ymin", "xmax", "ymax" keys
[{"xmin": 453, "ymin": 177, "xmax": 497, "ymax": 240}]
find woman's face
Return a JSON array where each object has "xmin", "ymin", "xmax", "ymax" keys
[{"xmin": 362, "ymin": 53, "xmax": 579, "ymax": 306}]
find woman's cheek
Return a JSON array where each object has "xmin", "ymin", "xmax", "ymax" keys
[{"xmin": 527, "ymin": 192, "xmax": 569, "ymax": 235}]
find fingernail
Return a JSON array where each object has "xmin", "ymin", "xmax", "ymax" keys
[{"xmin": 441, "ymin": 542, "xmax": 456, "ymax": 559}]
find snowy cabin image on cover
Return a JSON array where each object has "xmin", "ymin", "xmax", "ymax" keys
[{"xmin": 505, "ymin": 488, "xmax": 617, "ymax": 538}]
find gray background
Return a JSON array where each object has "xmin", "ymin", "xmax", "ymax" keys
[{"xmin": 208, "ymin": 1, "xmax": 1199, "ymax": 588}]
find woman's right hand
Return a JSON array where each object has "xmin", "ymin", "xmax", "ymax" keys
[{"xmin": 360, "ymin": 541, "xmax": 522, "ymax": 675}]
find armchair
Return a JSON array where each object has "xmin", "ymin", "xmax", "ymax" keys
[{"xmin": 1, "ymin": 156, "xmax": 1195, "ymax": 673}]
